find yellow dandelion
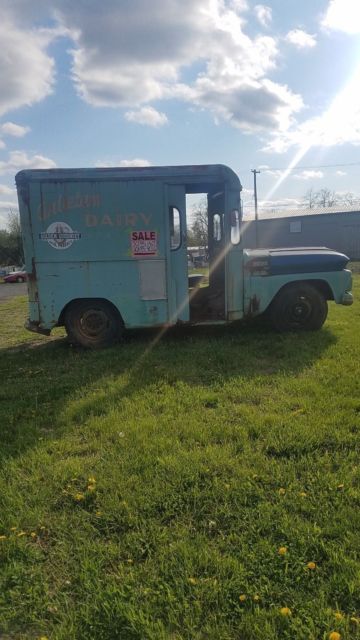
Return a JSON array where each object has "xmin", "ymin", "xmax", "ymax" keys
[
  {"xmin": 88, "ymin": 476, "xmax": 96, "ymax": 484},
  {"xmin": 10, "ymin": 526, "xmax": 17, "ymax": 531},
  {"xmin": 40, "ymin": 526, "xmax": 46, "ymax": 530},
  {"xmin": 253, "ymin": 595, "xmax": 260, "ymax": 602},
  {"xmin": 188, "ymin": 577, "xmax": 197, "ymax": 585},
  {"xmin": 334, "ymin": 612, "xmax": 343, "ymax": 621},
  {"xmin": 337, "ymin": 484, "xmax": 344, "ymax": 490},
  {"xmin": 95, "ymin": 511, "xmax": 102, "ymax": 517},
  {"xmin": 87, "ymin": 484, "xmax": 96, "ymax": 492},
  {"xmin": 30, "ymin": 532, "xmax": 37, "ymax": 538},
  {"xmin": 0, "ymin": 535, "xmax": 7, "ymax": 540},
  {"xmin": 127, "ymin": 559, "xmax": 133, "ymax": 564},
  {"xmin": 278, "ymin": 488, "xmax": 286, "ymax": 495},
  {"xmin": 329, "ymin": 632, "xmax": 341, "ymax": 640},
  {"xmin": 307, "ymin": 561, "xmax": 316, "ymax": 570},
  {"xmin": 224, "ymin": 483, "xmax": 231, "ymax": 490},
  {"xmin": 299, "ymin": 491, "xmax": 307, "ymax": 498},
  {"xmin": 17, "ymin": 531, "xmax": 27, "ymax": 537},
  {"xmin": 278, "ymin": 546, "xmax": 287, "ymax": 556},
  {"xmin": 75, "ymin": 493, "xmax": 85, "ymax": 501},
  {"xmin": 39, "ymin": 636, "xmax": 49, "ymax": 640},
  {"xmin": 350, "ymin": 617, "xmax": 360, "ymax": 625},
  {"xmin": 280, "ymin": 607, "xmax": 292, "ymax": 616},
  {"xmin": 239, "ymin": 594, "xmax": 247, "ymax": 602},
  {"xmin": 47, "ymin": 605, "xmax": 58, "ymax": 614}
]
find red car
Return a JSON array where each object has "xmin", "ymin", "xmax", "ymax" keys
[{"xmin": 3, "ymin": 270, "xmax": 27, "ymax": 283}]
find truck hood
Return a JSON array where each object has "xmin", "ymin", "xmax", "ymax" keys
[{"xmin": 244, "ymin": 247, "xmax": 350, "ymax": 276}]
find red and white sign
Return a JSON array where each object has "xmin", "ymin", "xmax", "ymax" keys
[{"xmin": 131, "ymin": 230, "xmax": 157, "ymax": 256}]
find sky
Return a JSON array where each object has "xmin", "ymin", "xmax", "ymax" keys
[{"xmin": 1, "ymin": 0, "xmax": 360, "ymax": 226}]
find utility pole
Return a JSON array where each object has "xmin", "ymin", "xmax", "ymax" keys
[{"xmin": 251, "ymin": 169, "xmax": 260, "ymax": 248}]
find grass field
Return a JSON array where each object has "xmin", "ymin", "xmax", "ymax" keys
[{"xmin": 0, "ymin": 275, "xmax": 360, "ymax": 640}]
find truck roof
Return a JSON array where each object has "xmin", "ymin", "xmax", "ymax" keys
[{"xmin": 15, "ymin": 164, "xmax": 242, "ymax": 194}]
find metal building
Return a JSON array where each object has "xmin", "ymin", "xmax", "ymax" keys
[{"xmin": 242, "ymin": 207, "xmax": 360, "ymax": 259}]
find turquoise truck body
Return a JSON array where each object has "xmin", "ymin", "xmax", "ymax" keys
[{"xmin": 15, "ymin": 164, "xmax": 353, "ymax": 346}]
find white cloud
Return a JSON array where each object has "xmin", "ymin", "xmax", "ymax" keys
[
  {"xmin": 1, "ymin": 122, "xmax": 30, "ymax": 137},
  {"xmin": 0, "ymin": 19, "xmax": 56, "ymax": 116},
  {"xmin": 285, "ymin": 29, "xmax": 317, "ymax": 49},
  {"xmin": 336, "ymin": 170, "xmax": 347, "ymax": 176},
  {"xmin": 96, "ymin": 159, "xmax": 151, "ymax": 168},
  {"xmin": 293, "ymin": 170, "xmax": 324, "ymax": 180},
  {"xmin": 0, "ymin": 151, "xmax": 57, "ymax": 174},
  {"xmin": 124, "ymin": 107, "xmax": 168, "ymax": 127},
  {"xmin": 260, "ymin": 197, "xmax": 302, "ymax": 208},
  {"xmin": 51, "ymin": 0, "xmax": 301, "ymax": 135},
  {"xmin": 229, "ymin": 0, "xmax": 248, "ymax": 12},
  {"xmin": 260, "ymin": 167, "xmax": 285, "ymax": 178},
  {"xmin": 243, "ymin": 196, "xmax": 302, "ymax": 216},
  {"xmin": 118, "ymin": 159, "xmax": 152, "ymax": 167},
  {"xmin": 254, "ymin": 5, "xmax": 272, "ymax": 28},
  {"xmin": 322, "ymin": 0, "xmax": 360, "ymax": 34},
  {"xmin": 190, "ymin": 70, "xmax": 302, "ymax": 133},
  {"xmin": 0, "ymin": 184, "xmax": 15, "ymax": 195},
  {"xmin": 264, "ymin": 60, "xmax": 360, "ymax": 152},
  {"xmin": 0, "ymin": 1, "xmax": 302, "ymax": 140}
]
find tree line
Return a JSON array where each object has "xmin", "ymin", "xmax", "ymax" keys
[
  {"xmin": 303, "ymin": 188, "xmax": 360, "ymax": 209},
  {"xmin": 0, "ymin": 211, "xmax": 24, "ymax": 266}
]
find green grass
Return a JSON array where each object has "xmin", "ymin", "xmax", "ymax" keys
[{"xmin": 0, "ymin": 277, "xmax": 360, "ymax": 640}]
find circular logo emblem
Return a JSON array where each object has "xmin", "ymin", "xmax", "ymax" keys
[{"xmin": 39, "ymin": 222, "xmax": 81, "ymax": 250}]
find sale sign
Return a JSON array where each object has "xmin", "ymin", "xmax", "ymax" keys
[{"xmin": 131, "ymin": 230, "xmax": 158, "ymax": 256}]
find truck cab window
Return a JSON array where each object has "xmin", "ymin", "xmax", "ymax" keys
[
  {"xmin": 169, "ymin": 206, "xmax": 181, "ymax": 250},
  {"xmin": 231, "ymin": 209, "xmax": 240, "ymax": 245},
  {"xmin": 213, "ymin": 213, "xmax": 222, "ymax": 242}
]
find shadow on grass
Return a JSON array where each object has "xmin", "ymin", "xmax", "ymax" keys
[{"xmin": 0, "ymin": 321, "xmax": 336, "ymax": 461}]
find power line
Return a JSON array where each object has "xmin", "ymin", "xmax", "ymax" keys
[{"xmin": 240, "ymin": 160, "xmax": 360, "ymax": 173}]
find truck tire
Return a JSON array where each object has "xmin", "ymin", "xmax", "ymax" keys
[
  {"xmin": 64, "ymin": 299, "xmax": 123, "ymax": 348},
  {"xmin": 17, "ymin": 276, "xmax": 24, "ymax": 283},
  {"xmin": 270, "ymin": 283, "xmax": 328, "ymax": 332}
]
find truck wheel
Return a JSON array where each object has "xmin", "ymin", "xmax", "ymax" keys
[
  {"xmin": 270, "ymin": 283, "xmax": 328, "ymax": 332},
  {"xmin": 17, "ymin": 276, "xmax": 24, "ymax": 283},
  {"xmin": 64, "ymin": 299, "xmax": 123, "ymax": 348}
]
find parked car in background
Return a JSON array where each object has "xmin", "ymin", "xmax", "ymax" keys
[
  {"xmin": 3, "ymin": 270, "xmax": 27, "ymax": 283},
  {"xmin": 0, "ymin": 265, "xmax": 23, "ymax": 277}
]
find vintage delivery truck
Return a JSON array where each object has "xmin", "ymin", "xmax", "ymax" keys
[{"xmin": 15, "ymin": 164, "xmax": 353, "ymax": 348}]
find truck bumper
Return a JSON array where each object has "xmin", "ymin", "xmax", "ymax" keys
[
  {"xmin": 341, "ymin": 291, "xmax": 353, "ymax": 306},
  {"xmin": 25, "ymin": 319, "xmax": 51, "ymax": 336}
]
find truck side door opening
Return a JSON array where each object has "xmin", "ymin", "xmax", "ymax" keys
[{"xmin": 185, "ymin": 186, "xmax": 226, "ymax": 322}]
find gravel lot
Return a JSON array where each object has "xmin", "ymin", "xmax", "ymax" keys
[{"xmin": 0, "ymin": 282, "xmax": 27, "ymax": 302}]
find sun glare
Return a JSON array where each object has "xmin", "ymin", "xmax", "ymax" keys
[
  {"xmin": 323, "ymin": 0, "xmax": 360, "ymax": 34},
  {"xmin": 261, "ymin": 58, "xmax": 360, "ymax": 207}
]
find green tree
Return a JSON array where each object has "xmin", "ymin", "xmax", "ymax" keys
[
  {"xmin": 189, "ymin": 198, "xmax": 208, "ymax": 251},
  {"xmin": 0, "ymin": 210, "xmax": 24, "ymax": 266}
]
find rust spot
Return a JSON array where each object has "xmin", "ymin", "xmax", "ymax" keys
[
  {"xmin": 244, "ymin": 294, "xmax": 260, "ymax": 318},
  {"xmin": 251, "ymin": 294, "xmax": 260, "ymax": 313},
  {"xmin": 28, "ymin": 257, "xmax": 37, "ymax": 283}
]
